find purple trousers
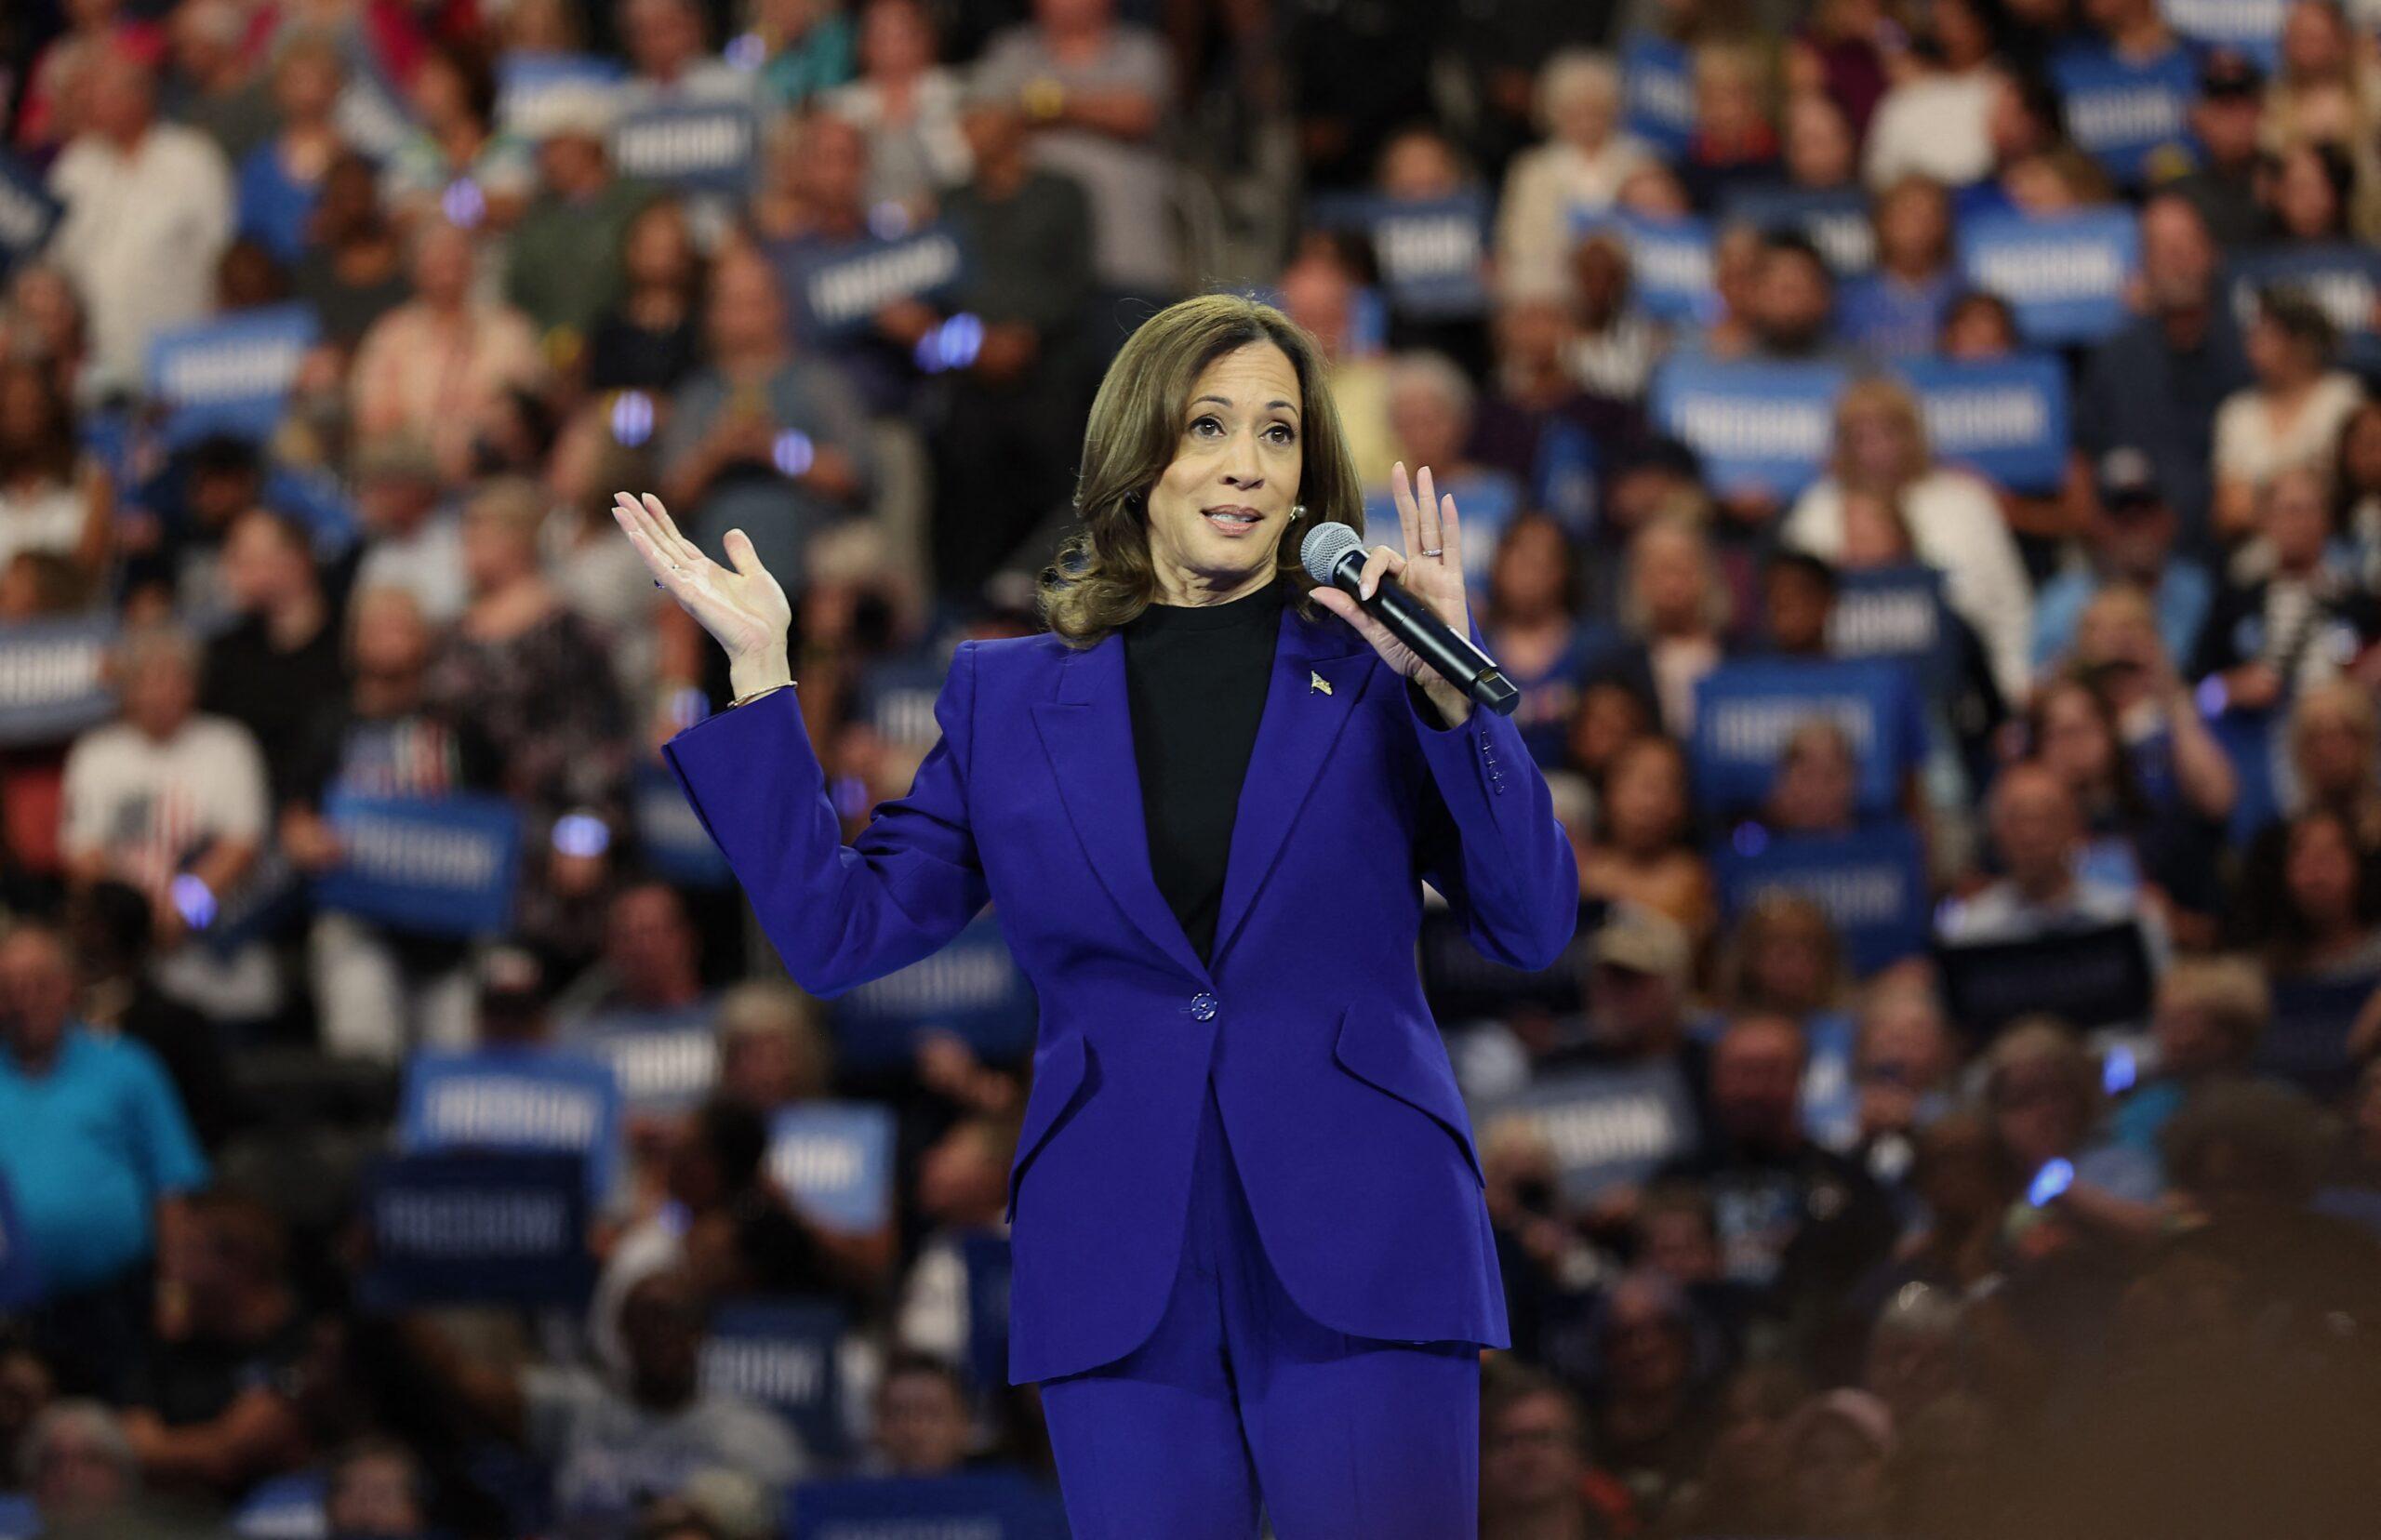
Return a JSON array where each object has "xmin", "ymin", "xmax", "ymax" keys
[{"xmin": 1037, "ymin": 1069, "xmax": 1482, "ymax": 1538}]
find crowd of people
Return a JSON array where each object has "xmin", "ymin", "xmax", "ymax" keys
[{"xmin": 2, "ymin": 0, "xmax": 2381, "ymax": 1534}]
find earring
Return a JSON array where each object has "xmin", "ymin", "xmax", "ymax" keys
[{"xmin": 1290, "ymin": 503, "xmax": 1305, "ymax": 520}]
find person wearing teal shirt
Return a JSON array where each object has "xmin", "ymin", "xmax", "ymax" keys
[{"xmin": 0, "ymin": 923, "xmax": 208, "ymax": 1393}]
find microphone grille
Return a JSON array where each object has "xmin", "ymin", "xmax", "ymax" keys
[{"xmin": 1299, "ymin": 521, "xmax": 1361, "ymax": 586}]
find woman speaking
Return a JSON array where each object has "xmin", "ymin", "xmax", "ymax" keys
[{"xmin": 615, "ymin": 292, "xmax": 1577, "ymax": 1537}]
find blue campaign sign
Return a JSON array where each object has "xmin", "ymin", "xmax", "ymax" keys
[
  {"xmin": 959, "ymin": 1229, "xmax": 1014, "ymax": 1409},
  {"xmin": 233, "ymin": 1470, "xmax": 326, "ymax": 1539},
  {"xmin": 2164, "ymin": 0, "xmax": 2284, "ymax": 70},
  {"xmin": 1897, "ymin": 354, "xmax": 2070, "ymax": 494},
  {"xmin": 399, "ymin": 1044, "xmax": 624, "ymax": 1202},
  {"xmin": 1650, "ymin": 356, "xmax": 1849, "ymax": 499},
  {"xmin": 0, "ymin": 1496, "xmax": 34, "ymax": 1540},
  {"xmin": 563, "ymin": 1002, "xmax": 719, "ymax": 1114},
  {"xmin": 1690, "ymin": 657, "xmax": 1925, "ymax": 816},
  {"xmin": 784, "ymin": 224, "xmax": 967, "ymax": 341},
  {"xmin": 790, "ymin": 1469, "xmax": 1070, "ymax": 1540},
  {"xmin": 2228, "ymin": 244, "xmax": 2381, "ymax": 371},
  {"xmin": 313, "ymin": 790, "xmax": 523, "ymax": 937},
  {"xmin": 2050, "ymin": 44, "xmax": 2198, "ymax": 185},
  {"xmin": 1621, "ymin": 36, "xmax": 1696, "ymax": 156},
  {"xmin": 146, "ymin": 303, "xmax": 320, "ymax": 447},
  {"xmin": 1472, "ymin": 1062, "xmax": 1699, "ymax": 1202},
  {"xmin": 610, "ymin": 100, "xmax": 761, "ymax": 195},
  {"xmin": 1309, "ymin": 190, "xmax": 1492, "ymax": 319},
  {"xmin": 497, "ymin": 51, "xmax": 626, "ymax": 132},
  {"xmin": 0, "ymin": 152, "xmax": 60, "ymax": 274},
  {"xmin": 0, "ymin": 1171, "xmax": 45, "ymax": 1309},
  {"xmin": 1723, "ymin": 185, "xmax": 1877, "ymax": 277},
  {"xmin": 634, "ymin": 759, "xmax": 732, "ymax": 887},
  {"xmin": 1576, "ymin": 208, "xmax": 1714, "ymax": 325},
  {"xmin": 700, "ymin": 1297, "xmax": 848, "ymax": 1461},
  {"xmin": 1828, "ymin": 564, "xmax": 1958, "ymax": 691},
  {"xmin": 767, "ymin": 1101, "xmax": 898, "ymax": 1235},
  {"xmin": 0, "ymin": 610, "xmax": 117, "ymax": 748},
  {"xmin": 1958, "ymin": 206, "xmax": 2139, "ymax": 348},
  {"xmin": 1713, "ymin": 825, "xmax": 1931, "ymax": 976},
  {"xmin": 360, "ymin": 1148, "xmax": 593, "ymax": 1309},
  {"xmin": 830, "ymin": 909, "xmax": 1036, "ymax": 1069}
]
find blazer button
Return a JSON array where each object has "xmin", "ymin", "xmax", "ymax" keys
[{"xmin": 1189, "ymin": 991, "xmax": 1217, "ymax": 1021}]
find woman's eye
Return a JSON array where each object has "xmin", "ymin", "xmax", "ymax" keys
[
  {"xmin": 1191, "ymin": 416, "xmax": 1220, "ymax": 435},
  {"xmin": 1267, "ymin": 424, "xmax": 1296, "ymax": 444}
]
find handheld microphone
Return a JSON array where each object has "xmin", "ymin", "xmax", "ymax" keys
[{"xmin": 1300, "ymin": 522, "xmax": 1520, "ymax": 716}]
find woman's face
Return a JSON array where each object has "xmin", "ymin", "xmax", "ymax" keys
[
  {"xmin": 1992, "ymin": 1060, "xmax": 2083, "ymax": 1168},
  {"xmin": 2266, "ymin": 469, "xmax": 2331, "ymax": 570},
  {"xmin": 2038, "ymin": 686, "xmax": 2117, "ymax": 790},
  {"xmin": 1569, "ymin": 685, "xmax": 1649, "ymax": 775},
  {"xmin": 1490, "ymin": 518, "xmax": 1570, "ymax": 614},
  {"xmin": 2295, "ymin": 701, "xmax": 2371, "ymax": 798},
  {"xmin": 1750, "ymin": 924, "xmax": 1829, "ymax": 1011},
  {"xmin": 1772, "ymin": 740, "xmax": 1856, "ymax": 831},
  {"xmin": 1607, "ymin": 743, "xmax": 1686, "ymax": 849},
  {"xmin": 1143, "ymin": 341, "xmax": 1303, "ymax": 603},
  {"xmin": 861, "ymin": 0, "xmax": 932, "ymax": 75},
  {"xmin": 1942, "ymin": 300, "xmax": 2015, "ymax": 361},
  {"xmin": 2281, "ymin": 0, "xmax": 2346, "ymax": 78},
  {"xmin": 2247, "ymin": 314, "xmax": 2310, "ymax": 387},
  {"xmin": 1878, "ymin": 185, "xmax": 1949, "ymax": 272},
  {"xmin": 624, "ymin": 204, "xmax": 694, "ymax": 286},
  {"xmin": 408, "ymin": 56, "xmax": 467, "ymax": 129},
  {"xmin": 2274, "ymin": 148, "xmax": 2341, "ymax": 239},
  {"xmin": 1783, "ymin": 96, "xmax": 1855, "ymax": 188},
  {"xmin": 2286, "ymin": 816, "xmax": 2361, "ymax": 926},
  {"xmin": 1549, "ymin": 77, "xmax": 1616, "ymax": 150},
  {"xmin": 1840, "ymin": 404, "xmax": 1912, "ymax": 488},
  {"xmin": 0, "ymin": 371, "xmax": 51, "ymax": 446},
  {"xmin": 1633, "ymin": 527, "xmax": 1709, "ymax": 633},
  {"xmin": 1387, "ymin": 378, "xmax": 1465, "ymax": 469}
]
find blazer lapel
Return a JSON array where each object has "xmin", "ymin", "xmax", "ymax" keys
[
  {"xmin": 1209, "ymin": 603, "xmax": 1376, "ymax": 966},
  {"xmin": 1031, "ymin": 633, "xmax": 1212, "ymax": 984},
  {"xmin": 1029, "ymin": 598, "xmax": 1377, "ymax": 983}
]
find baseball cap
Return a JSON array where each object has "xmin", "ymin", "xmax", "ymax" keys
[
  {"xmin": 2200, "ymin": 48, "xmax": 2264, "ymax": 100},
  {"xmin": 2096, "ymin": 447, "xmax": 2163, "ymax": 510}
]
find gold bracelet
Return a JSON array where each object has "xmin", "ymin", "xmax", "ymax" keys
[{"xmin": 727, "ymin": 682, "xmax": 795, "ymax": 710}]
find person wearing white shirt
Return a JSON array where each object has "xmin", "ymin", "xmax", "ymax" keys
[
  {"xmin": 1937, "ymin": 763, "xmax": 2172, "ymax": 975},
  {"xmin": 1495, "ymin": 52, "xmax": 1655, "ymax": 301},
  {"xmin": 44, "ymin": 49, "xmax": 233, "ymax": 397},
  {"xmin": 1785, "ymin": 377, "xmax": 2035, "ymax": 705},
  {"xmin": 1862, "ymin": 0, "xmax": 2000, "ymax": 190}
]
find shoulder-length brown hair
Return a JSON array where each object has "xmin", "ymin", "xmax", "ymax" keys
[{"xmin": 1037, "ymin": 293, "xmax": 1366, "ymax": 646}]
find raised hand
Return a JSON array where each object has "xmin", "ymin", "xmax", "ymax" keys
[
  {"xmin": 1307, "ymin": 461, "xmax": 1475, "ymax": 724},
  {"xmin": 612, "ymin": 492, "xmax": 793, "ymax": 692}
]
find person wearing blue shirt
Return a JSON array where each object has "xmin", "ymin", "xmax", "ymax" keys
[
  {"xmin": 1838, "ymin": 176, "xmax": 1960, "ymax": 362},
  {"xmin": 2032, "ymin": 448, "xmax": 2214, "ymax": 671},
  {"xmin": 234, "ymin": 33, "xmax": 348, "ymax": 265},
  {"xmin": 0, "ymin": 921, "xmax": 209, "ymax": 1395}
]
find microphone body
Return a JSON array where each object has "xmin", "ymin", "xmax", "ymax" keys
[{"xmin": 1300, "ymin": 523, "xmax": 1521, "ymax": 716}]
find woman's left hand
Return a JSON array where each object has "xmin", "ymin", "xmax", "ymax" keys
[{"xmin": 1309, "ymin": 460, "xmax": 1474, "ymax": 725}]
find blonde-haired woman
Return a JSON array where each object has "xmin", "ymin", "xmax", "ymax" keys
[
  {"xmin": 618, "ymin": 290, "xmax": 1576, "ymax": 1534},
  {"xmin": 1494, "ymin": 52, "xmax": 1655, "ymax": 299},
  {"xmin": 1783, "ymin": 377, "xmax": 2033, "ymax": 704}
]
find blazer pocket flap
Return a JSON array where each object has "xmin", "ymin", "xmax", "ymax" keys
[
  {"xmin": 1005, "ymin": 1033, "xmax": 1090, "ymax": 1217},
  {"xmin": 1332, "ymin": 1007, "xmax": 1486, "ymax": 1188}
]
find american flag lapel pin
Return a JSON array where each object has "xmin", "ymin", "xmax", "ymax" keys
[{"xmin": 1310, "ymin": 670, "xmax": 1332, "ymax": 696}]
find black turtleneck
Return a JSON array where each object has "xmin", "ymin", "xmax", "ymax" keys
[{"xmin": 1121, "ymin": 578, "xmax": 1287, "ymax": 967}]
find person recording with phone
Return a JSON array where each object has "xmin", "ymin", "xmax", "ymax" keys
[{"xmin": 617, "ymin": 290, "xmax": 1576, "ymax": 1537}]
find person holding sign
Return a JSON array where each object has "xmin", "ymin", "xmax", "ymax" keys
[{"xmin": 619, "ymin": 291, "xmax": 1577, "ymax": 1536}]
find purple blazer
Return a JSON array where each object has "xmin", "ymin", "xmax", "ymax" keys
[{"xmin": 660, "ymin": 595, "xmax": 1578, "ymax": 1384}]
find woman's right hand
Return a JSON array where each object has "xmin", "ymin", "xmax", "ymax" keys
[{"xmin": 613, "ymin": 491, "xmax": 793, "ymax": 688}]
